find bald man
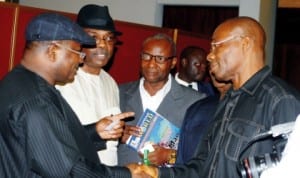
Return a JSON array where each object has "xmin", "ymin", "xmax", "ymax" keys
[{"xmin": 128, "ymin": 16, "xmax": 300, "ymax": 178}]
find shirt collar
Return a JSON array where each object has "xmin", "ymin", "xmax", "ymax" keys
[
  {"xmin": 139, "ymin": 74, "xmax": 172, "ymax": 111},
  {"xmin": 175, "ymin": 73, "xmax": 197, "ymax": 88},
  {"xmin": 239, "ymin": 66, "xmax": 271, "ymax": 95},
  {"xmin": 140, "ymin": 74, "xmax": 172, "ymax": 96}
]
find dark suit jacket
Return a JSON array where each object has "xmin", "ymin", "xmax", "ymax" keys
[
  {"xmin": 197, "ymin": 81, "xmax": 218, "ymax": 97},
  {"xmin": 117, "ymin": 76, "xmax": 206, "ymax": 166},
  {"xmin": 175, "ymin": 96, "xmax": 218, "ymax": 164},
  {"xmin": 0, "ymin": 65, "xmax": 130, "ymax": 177}
]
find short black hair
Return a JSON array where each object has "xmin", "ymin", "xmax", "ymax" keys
[{"xmin": 179, "ymin": 46, "xmax": 206, "ymax": 61}]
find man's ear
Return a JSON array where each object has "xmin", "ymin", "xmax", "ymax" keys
[
  {"xmin": 47, "ymin": 43, "xmax": 57, "ymax": 62},
  {"xmin": 181, "ymin": 58, "xmax": 187, "ymax": 67},
  {"xmin": 171, "ymin": 57, "xmax": 177, "ymax": 69},
  {"xmin": 242, "ymin": 36, "xmax": 252, "ymax": 51}
]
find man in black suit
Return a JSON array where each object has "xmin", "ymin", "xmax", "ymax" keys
[{"xmin": 0, "ymin": 12, "xmax": 147, "ymax": 178}]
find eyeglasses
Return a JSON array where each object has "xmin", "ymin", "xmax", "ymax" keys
[
  {"xmin": 53, "ymin": 43, "xmax": 86, "ymax": 59},
  {"xmin": 140, "ymin": 52, "xmax": 174, "ymax": 64},
  {"xmin": 96, "ymin": 35, "xmax": 116, "ymax": 45},
  {"xmin": 210, "ymin": 35, "xmax": 244, "ymax": 51}
]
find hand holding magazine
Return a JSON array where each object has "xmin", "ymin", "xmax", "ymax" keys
[{"xmin": 126, "ymin": 108, "xmax": 180, "ymax": 152}]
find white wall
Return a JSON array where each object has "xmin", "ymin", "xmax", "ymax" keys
[
  {"xmin": 19, "ymin": 0, "xmax": 239, "ymax": 26},
  {"xmin": 19, "ymin": 0, "xmax": 162, "ymax": 26},
  {"xmin": 19, "ymin": 0, "xmax": 276, "ymax": 67}
]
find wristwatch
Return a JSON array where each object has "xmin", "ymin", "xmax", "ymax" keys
[{"xmin": 167, "ymin": 149, "xmax": 177, "ymax": 164}]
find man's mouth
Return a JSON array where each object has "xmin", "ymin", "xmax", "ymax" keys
[{"xmin": 97, "ymin": 54, "xmax": 105, "ymax": 57}]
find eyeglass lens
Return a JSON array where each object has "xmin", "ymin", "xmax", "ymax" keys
[{"xmin": 141, "ymin": 52, "xmax": 173, "ymax": 64}]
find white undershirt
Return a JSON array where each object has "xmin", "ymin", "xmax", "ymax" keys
[{"xmin": 139, "ymin": 74, "xmax": 172, "ymax": 112}]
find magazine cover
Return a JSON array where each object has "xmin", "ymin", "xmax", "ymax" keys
[{"xmin": 126, "ymin": 108, "xmax": 180, "ymax": 152}]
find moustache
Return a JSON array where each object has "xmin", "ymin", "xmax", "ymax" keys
[{"xmin": 93, "ymin": 48, "xmax": 109, "ymax": 58}]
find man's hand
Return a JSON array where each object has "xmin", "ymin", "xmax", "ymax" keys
[
  {"xmin": 96, "ymin": 112, "xmax": 134, "ymax": 139},
  {"xmin": 141, "ymin": 145, "xmax": 174, "ymax": 166},
  {"xmin": 121, "ymin": 124, "xmax": 141, "ymax": 143},
  {"xmin": 126, "ymin": 163, "xmax": 158, "ymax": 178}
]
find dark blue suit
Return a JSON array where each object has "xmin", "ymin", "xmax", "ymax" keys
[
  {"xmin": 176, "ymin": 96, "xmax": 218, "ymax": 164},
  {"xmin": 197, "ymin": 81, "xmax": 218, "ymax": 97}
]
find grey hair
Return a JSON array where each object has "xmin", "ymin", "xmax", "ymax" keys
[{"xmin": 142, "ymin": 33, "xmax": 176, "ymax": 56}]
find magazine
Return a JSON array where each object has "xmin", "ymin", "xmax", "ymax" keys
[{"xmin": 126, "ymin": 108, "xmax": 180, "ymax": 152}]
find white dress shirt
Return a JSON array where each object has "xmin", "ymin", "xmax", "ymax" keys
[
  {"xmin": 175, "ymin": 72, "xmax": 198, "ymax": 91},
  {"xmin": 139, "ymin": 74, "xmax": 172, "ymax": 112}
]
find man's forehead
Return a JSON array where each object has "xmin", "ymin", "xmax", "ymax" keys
[
  {"xmin": 213, "ymin": 26, "xmax": 236, "ymax": 41},
  {"xmin": 84, "ymin": 28, "xmax": 114, "ymax": 35}
]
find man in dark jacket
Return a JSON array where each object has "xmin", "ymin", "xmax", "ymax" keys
[
  {"xmin": 175, "ymin": 71, "xmax": 232, "ymax": 164},
  {"xmin": 130, "ymin": 16, "xmax": 300, "ymax": 178},
  {"xmin": 0, "ymin": 12, "xmax": 144, "ymax": 178}
]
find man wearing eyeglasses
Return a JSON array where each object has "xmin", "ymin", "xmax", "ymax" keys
[
  {"xmin": 56, "ymin": 4, "xmax": 128, "ymax": 166},
  {"xmin": 0, "ymin": 12, "xmax": 142, "ymax": 178},
  {"xmin": 117, "ymin": 33, "xmax": 206, "ymax": 166},
  {"xmin": 127, "ymin": 16, "xmax": 300, "ymax": 178}
]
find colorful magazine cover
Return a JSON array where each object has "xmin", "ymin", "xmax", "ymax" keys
[{"xmin": 126, "ymin": 108, "xmax": 180, "ymax": 152}]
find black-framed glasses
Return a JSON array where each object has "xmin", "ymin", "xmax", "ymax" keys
[
  {"xmin": 96, "ymin": 35, "xmax": 116, "ymax": 45},
  {"xmin": 140, "ymin": 52, "xmax": 175, "ymax": 64},
  {"xmin": 53, "ymin": 42, "xmax": 86, "ymax": 59}
]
